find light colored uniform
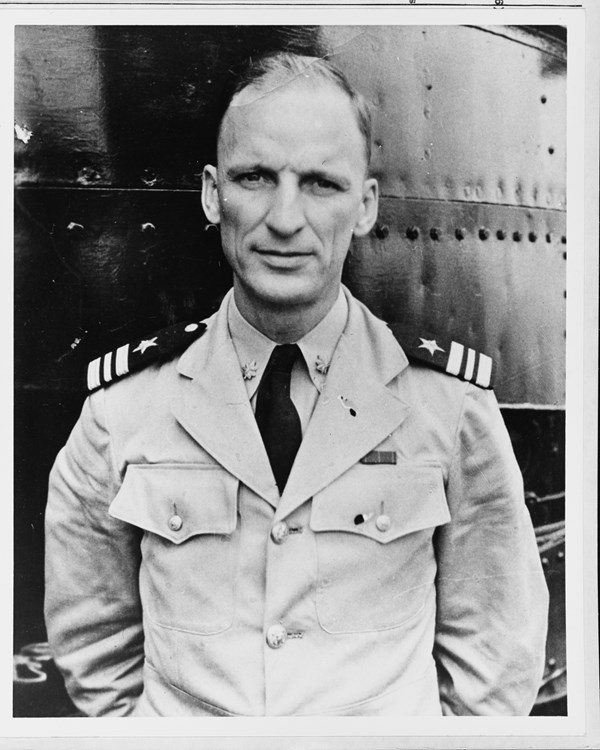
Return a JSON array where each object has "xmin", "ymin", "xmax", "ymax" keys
[
  {"xmin": 44, "ymin": 287, "xmax": 548, "ymax": 716},
  {"xmin": 228, "ymin": 287, "xmax": 348, "ymax": 433}
]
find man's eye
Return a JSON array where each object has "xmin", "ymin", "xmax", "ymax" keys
[
  {"xmin": 309, "ymin": 178, "xmax": 340, "ymax": 195},
  {"xmin": 238, "ymin": 172, "xmax": 268, "ymax": 187}
]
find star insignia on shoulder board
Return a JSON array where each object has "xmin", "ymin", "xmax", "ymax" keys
[
  {"xmin": 86, "ymin": 320, "xmax": 207, "ymax": 393},
  {"xmin": 418, "ymin": 338, "xmax": 445, "ymax": 357},
  {"xmin": 132, "ymin": 337, "xmax": 158, "ymax": 355}
]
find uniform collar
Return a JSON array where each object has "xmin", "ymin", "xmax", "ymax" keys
[
  {"xmin": 228, "ymin": 289, "xmax": 349, "ymax": 400},
  {"xmin": 174, "ymin": 286, "xmax": 409, "ymax": 510}
]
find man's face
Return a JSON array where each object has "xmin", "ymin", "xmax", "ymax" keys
[{"xmin": 202, "ymin": 78, "xmax": 378, "ymax": 319}]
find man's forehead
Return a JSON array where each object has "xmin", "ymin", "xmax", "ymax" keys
[{"xmin": 218, "ymin": 76, "xmax": 362, "ymax": 161}]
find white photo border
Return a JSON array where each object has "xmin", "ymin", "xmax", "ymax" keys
[{"xmin": 2, "ymin": 3, "xmax": 598, "ymax": 748}]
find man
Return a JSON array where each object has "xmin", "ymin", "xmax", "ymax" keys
[{"xmin": 45, "ymin": 52, "xmax": 549, "ymax": 717}]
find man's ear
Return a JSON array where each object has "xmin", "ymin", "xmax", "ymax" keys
[
  {"xmin": 353, "ymin": 178, "xmax": 379, "ymax": 237},
  {"xmin": 201, "ymin": 165, "xmax": 221, "ymax": 225}
]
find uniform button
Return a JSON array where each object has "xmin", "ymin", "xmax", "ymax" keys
[
  {"xmin": 376, "ymin": 514, "xmax": 392, "ymax": 532},
  {"xmin": 266, "ymin": 624, "xmax": 287, "ymax": 649},
  {"xmin": 168, "ymin": 514, "xmax": 183, "ymax": 532},
  {"xmin": 270, "ymin": 522, "xmax": 289, "ymax": 544}
]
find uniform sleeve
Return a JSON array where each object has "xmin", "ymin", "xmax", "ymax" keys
[
  {"xmin": 44, "ymin": 390, "xmax": 144, "ymax": 717},
  {"xmin": 433, "ymin": 385, "xmax": 549, "ymax": 715}
]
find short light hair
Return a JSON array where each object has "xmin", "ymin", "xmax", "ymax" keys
[{"xmin": 218, "ymin": 51, "xmax": 372, "ymax": 168}]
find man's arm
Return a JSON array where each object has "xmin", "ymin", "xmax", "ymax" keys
[
  {"xmin": 44, "ymin": 390, "xmax": 144, "ymax": 717},
  {"xmin": 433, "ymin": 385, "xmax": 549, "ymax": 715}
]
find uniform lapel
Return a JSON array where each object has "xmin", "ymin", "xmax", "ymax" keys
[
  {"xmin": 171, "ymin": 297, "xmax": 279, "ymax": 509},
  {"xmin": 276, "ymin": 293, "xmax": 410, "ymax": 521}
]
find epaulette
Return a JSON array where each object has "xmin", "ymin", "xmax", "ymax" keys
[
  {"xmin": 86, "ymin": 320, "xmax": 207, "ymax": 393},
  {"xmin": 390, "ymin": 325, "xmax": 495, "ymax": 389}
]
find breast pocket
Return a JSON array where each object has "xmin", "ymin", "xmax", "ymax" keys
[
  {"xmin": 109, "ymin": 463, "xmax": 238, "ymax": 635},
  {"xmin": 310, "ymin": 464, "xmax": 450, "ymax": 634}
]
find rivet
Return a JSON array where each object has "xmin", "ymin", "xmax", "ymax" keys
[
  {"xmin": 548, "ymin": 657, "xmax": 557, "ymax": 667},
  {"xmin": 478, "ymin": 227, "xmax": 490, "ymax": 241},
  {"xmin": 141, "ymin": 169, "xmax": 158, "ymax": 187},
  {"xmin": 548, "ymin": 146, "xmax": 555, "ymax": 155},
  {"xmin": 557, "ymin": 550, "xmax": 564, "ymax": 560},
  {"xmin": 76, "ymin": 166, "xmax": 102, "ymax": 185},
  {"xmin": 513, "ymin": 231, "xmax": 522, "ymax": 242},
  {"xmin": 374, "ymin": 223, "xmax": 390, "ymax": 240},
  {"xmin": 561, "ymin": 235, "xmax": 567, "ymax": 244},
  {"xmin": 546, "ymin": 232, "xmax": 552, "ymax": 243},
  {"xmin": 496, "ymin": 229, "xmax": 505, "ymax": 240},
  {"xmin": 430, "ymin": 227, "xmax": 441, "ymax": 241},
  {"xmin": 406, "ymin": 226, "xmax": 420, "ymax": 241},
  {"xmin": 562, "ymin": 251, "xmax": 567, "ymax": 261},
  {"xmin": 455, "ymin": 227, "xmax": 465, "ymax": 241},
  {"xmin": 542, "ymin": 557, "xmax": 549, "ymax": 567},
  {"xmin": 541, "ymin": 95, "xmax": 547, "ymax": 104},
  {"xmin": 528, "ymin": 231, "xmax": 537, "ymax": 242}
]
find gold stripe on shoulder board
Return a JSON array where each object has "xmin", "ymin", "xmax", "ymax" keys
[{"xmin": 446, "ymin": 341, "xmax": 493, "ymax": 388}]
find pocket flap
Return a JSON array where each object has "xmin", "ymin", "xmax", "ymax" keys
[
  {"xmin": 109, "ymin": 464, "xmax": 238, "ymax": 544},
  {"xmin": 310, "ymin": 464, "xmax": 449, "ymax": 543}
]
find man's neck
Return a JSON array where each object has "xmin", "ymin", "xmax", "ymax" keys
[{"xmin": 233, "ymin": 287, "xmax": 340, "ymax": 343}]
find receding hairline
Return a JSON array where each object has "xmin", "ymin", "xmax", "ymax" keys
[{"xmin": 216, "ymin": 53, "xmax": 372, "ymax": 169}]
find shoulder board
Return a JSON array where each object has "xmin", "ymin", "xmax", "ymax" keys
[
  {"xmin": 86, "ymin": 320, "xmax": 207, "ymax": 393},
  {"xmin": 389, "ymin": 325, "xmax": 495, "ymax": 389}
]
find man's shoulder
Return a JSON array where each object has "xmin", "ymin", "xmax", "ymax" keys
[
  {"xmin": 85, "ymin": 319, "xmax": 208, "ymax": 394},
  {"xmin": 345, "ymin": 290, "xmax": 495, "ymax": 391},
  {"xmin": 396, "ymin": 328, "xmax": 495, "ymax": 390}
]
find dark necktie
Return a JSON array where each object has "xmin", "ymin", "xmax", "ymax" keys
[{"xmin": 255, "ymin": 344, "xmax": 302, "ymax": 493}]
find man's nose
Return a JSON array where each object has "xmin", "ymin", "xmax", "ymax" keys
[{"xmin": 264, "ymin": 182, "xmax": 306, "ymax": 237}]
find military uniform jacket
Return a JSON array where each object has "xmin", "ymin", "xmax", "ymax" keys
[{"xmin": 45, "ymin": 288, "xmax": 549, "ymax": 717}]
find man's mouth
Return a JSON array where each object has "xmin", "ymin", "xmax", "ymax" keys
[
  {"xmin": 253, "ymin": 247, "xmax": 311, "ymax": 258},
  {"xmin": 252, "ymin": 247, "xmax": 313, "ymax": 268}
]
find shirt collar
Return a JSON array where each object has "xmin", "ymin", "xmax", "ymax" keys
[{"xmin": 228, "ymin": 289, "xmax": 348, "ymax": 400}]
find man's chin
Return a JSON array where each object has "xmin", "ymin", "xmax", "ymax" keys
[{"xmin": 242, "ymin": 277, "xmax": 321, "ymax": 310}]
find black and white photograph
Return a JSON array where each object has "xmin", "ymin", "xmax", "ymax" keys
[{"xmin": 5, "ymin": 4, "xmax": 599, "ymax": 748}]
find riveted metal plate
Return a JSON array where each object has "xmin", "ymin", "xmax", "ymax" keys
[
  {"xmin": 325, "ymin": 25, "xmax": 566, "ymax": 210},
  {"xmin": 503, "ymin": 410, "xmax": 565, "ymax": 509},
  {"xmin": 14, "ymin": 27, "xmax": 113, "ymax": 186},
  {"xmin": 15, "ymin": 187, "xmax": 232, "ymax": 391},
  {"xmin": 346, "ymin": 197, "xmax": 565, "ymax": 406},
  {"xmin": 534, "ymin": 532, "xmax": 566, "ymax": 709},
  {"xmin": 15, "ymin": 26, "xmax": 324, "ymax": 188}
]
